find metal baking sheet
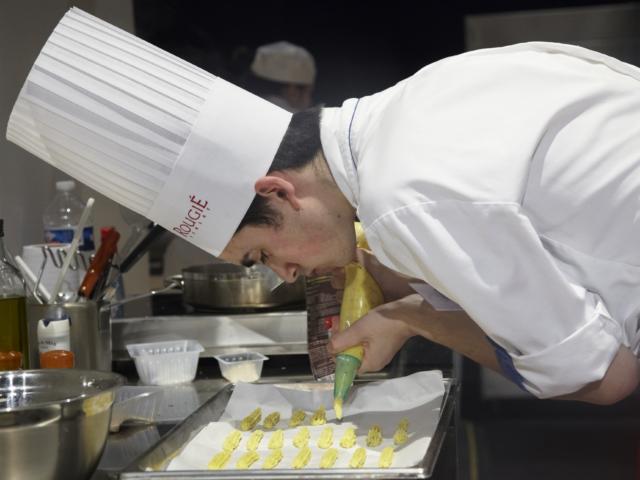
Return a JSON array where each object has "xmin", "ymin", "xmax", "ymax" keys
[{"xmin": 119, "ymin": 378, "xmax": 456, "ymax": 479}]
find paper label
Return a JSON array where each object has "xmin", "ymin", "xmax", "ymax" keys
[{"xmin": 44, "ymin": 226, "xmax": 94, "ymax": 251}]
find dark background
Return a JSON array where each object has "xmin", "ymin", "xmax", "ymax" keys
[{"xmin": 133, "ymin": 0, "xmax": 626, "ymax": 106}]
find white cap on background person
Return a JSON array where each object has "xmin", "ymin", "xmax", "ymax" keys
[
  {"xmin": 251, "ymin": 41, "xmax": 316, "ymax": 86},
  {"xmin": 6, "ymin": 8, "xmax": 292, "ymax": 257}
]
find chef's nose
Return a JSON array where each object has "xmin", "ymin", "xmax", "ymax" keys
[{"xmin": 270, "ymin": 262, "xmax": 299, "ymax": 283}]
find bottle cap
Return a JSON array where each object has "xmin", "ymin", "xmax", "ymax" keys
[
  {"xmin": 56, "ymin": 180, "xmax": 76, "ymax": 192},
  {"xmin": 100, "ymin": 226, "xmax": 115, "ymax": 242},
  {"xmin": 38, "ymin": 317, "xmax": 71, "ymax": 334}
]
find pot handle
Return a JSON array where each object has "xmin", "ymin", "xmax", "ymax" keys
[{"xmin": 105, "ymin": 279, "xmax": 182, "ymax": 308}]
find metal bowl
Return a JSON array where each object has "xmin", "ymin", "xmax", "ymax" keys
[{"xmin": 0, "ymin": 369, "xmax": 124, "ymax": 480}]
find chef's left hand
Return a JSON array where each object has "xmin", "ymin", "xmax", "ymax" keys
[{"xmin": 327, "ymin": 296, "xmax": 418, "ymax": 373}]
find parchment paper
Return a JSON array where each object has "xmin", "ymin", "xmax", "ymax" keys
[{"xmin": 167, "ymin": 370, "xmax": 445, "ymax": 471}]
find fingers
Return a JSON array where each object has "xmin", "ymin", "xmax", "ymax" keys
[
  {"xmin": 329, "ymin": 316, "xmax": 340, "ymax": 336},
  {"xmin": 327, "ymin": 321, "xmax": 366, "ymax": 355},
  {"xmin": 329, "ymin": 325, "xmax": 373, "ymax": 374},
  {"xmin": 354, "ymin": 247, "xmax": 372, "ymax": 264},
  {"xmin": 358, "ymin": 353, "xmax": 372, "ymax": 374}
]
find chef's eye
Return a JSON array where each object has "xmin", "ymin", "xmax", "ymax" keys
[{"xmin": 260, "ymin": 251, "xmax": 270, "ymax": 264}]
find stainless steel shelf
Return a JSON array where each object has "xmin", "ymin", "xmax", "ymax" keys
[{"xmin": 111, "ymin": 311, "xmax": 309, "ymax": 361}]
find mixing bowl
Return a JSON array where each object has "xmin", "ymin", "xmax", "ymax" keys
[{"xmin": 0, "ymin": 369, "xmax": 124, "ymax": 480}]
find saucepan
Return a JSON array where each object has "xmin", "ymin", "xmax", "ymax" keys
[{"xmin": 181, "ymin": 262, "xmax": 306, "ymax": 309}]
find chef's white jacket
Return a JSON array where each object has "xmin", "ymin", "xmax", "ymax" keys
[{"xmin": 320, "ymin": 42, "xmax": 640, "ymax": 398}]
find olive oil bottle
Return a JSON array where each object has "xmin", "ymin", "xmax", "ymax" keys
[{"xmin": 0, "ymin": 219, "xmax": 28, "ymax": 370}]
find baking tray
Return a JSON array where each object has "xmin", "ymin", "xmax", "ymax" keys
[{"xmin": 119, "ymin": 378, "xmax": 457, "ymax": 479}]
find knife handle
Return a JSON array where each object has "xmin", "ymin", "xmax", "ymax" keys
[{"xmin": 78, "ymin": 228, "xmax": 120, "ymax": 299}]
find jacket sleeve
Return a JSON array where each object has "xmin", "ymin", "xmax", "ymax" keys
[{"xmin": 366, "ymin": 200, "xmax": 623, "ymax": 398}]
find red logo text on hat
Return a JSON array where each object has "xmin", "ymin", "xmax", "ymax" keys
[{"xmin": 173, "ymin": 195, "xmax": 210, "ymax": 238}]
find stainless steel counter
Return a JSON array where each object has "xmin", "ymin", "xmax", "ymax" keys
[
  {"xmin": 94, "ymin": 378, "xmax": 232, "ymax": 478},
  {"xmin": 93, "ymin": 370, "xmax": 458, "ymax": 479},
  {"xmin": 95, "ymin": 305, "xmax": 458, "ymax": 478},
  {"xmin": 95, "ymin": 371, "xmax": 342, "ymax": 477}
]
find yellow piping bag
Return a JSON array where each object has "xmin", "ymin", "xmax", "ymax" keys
[{"xmin": 333, "ymin": 223, "xmax": 384, "ymax": 419}]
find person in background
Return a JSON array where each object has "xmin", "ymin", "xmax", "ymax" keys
[{"xmin": 249, "ymin": 41, "xmax": 316, "ymax": 112}]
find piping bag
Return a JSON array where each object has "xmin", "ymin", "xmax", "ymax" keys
[{"xmin": 333, "ymin": 223, "xmax": 384, "ymax": 419}]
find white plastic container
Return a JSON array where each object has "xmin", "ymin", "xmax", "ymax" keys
[
  {"xmin": 126, "ymin": 340, "xmax": 203, "ymax": 386},
  {"xmin": 214, "ymin": 352, "xmax": 268, "ymax": 383}
]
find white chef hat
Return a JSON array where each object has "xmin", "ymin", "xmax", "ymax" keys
[
  {"xmin": 6, "ymin": 8, "xmax": 292, "ymax": 256},
  {"xmin": 251, "ymin": 41, "xmax": 316, "ymax": 86}
]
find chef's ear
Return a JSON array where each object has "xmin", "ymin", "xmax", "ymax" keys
[{"xmin": 254, "ymin": 175, "xmax": 301, "ymax": 211}]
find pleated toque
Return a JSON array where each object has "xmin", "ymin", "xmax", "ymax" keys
[{"xmin": 6, "ymin": 8, "xmax": 292, "ymax": 256}]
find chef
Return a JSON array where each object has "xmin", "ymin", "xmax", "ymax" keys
[
  {"xmin": 8, "ymin": 10, "xmax": 639, "ymax": 404},
  {"xmin": 221, "ymin": 42, "xmax": 640, "ymax": 404}
]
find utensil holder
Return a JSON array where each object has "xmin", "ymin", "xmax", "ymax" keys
[{"xmin": 26, "ymin": 300, "xmax": 112, "ymax": 370}]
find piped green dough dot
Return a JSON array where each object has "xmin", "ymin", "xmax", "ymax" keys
[
  {"xmin": 320, "ymin": 448, "xmax": 339, "ymax": 468},
  {"xmin": 349, "ymin": 447, "xmax": 367, "ymax": 468},
  {"xmin": 263, "ymin": 449, "xmax": 283, "ymax": 469},
  {"xmin": 293, "ymin": 426, "xmax": 310, "ymax": 448},
  {"xmin": 246, "ymin": 429, "xmax": 264, "ymax": 451},
  {"xmin": 236, "ymin": 451, "xmax": 260, "ymax": 469},
  {"xmin": 393, "ymin": 427, "xmax": 409, "ymax": 445},
  {"xmin": 222, "ymin": 430, "xmax": 242, "ymax": 451},
  {"xmin": 379, "ymin": 447, "xmax": 395, "ymax": 468},
  {"xmin": 207, "ymin": 450, "xmax": 232, "ymax": 470},
  {"xmin": 340, "ymin": 427, "xmax": 357, "ymax": 448},
  {"xmin": 268, "ymin": 429, "xmax": 284, "ymax": 449},
  {"xmin": 292, "ymin": 446, "xmax": 312, "ymax": 469}
]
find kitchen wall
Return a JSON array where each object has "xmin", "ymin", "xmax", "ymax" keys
[
  {"xmin": 466, "ymin": 2, "xmax": 640, "ymax": 63},
  {"xmin": 0, "ymin": 0, "xmax": 169, "ymax": 295}
]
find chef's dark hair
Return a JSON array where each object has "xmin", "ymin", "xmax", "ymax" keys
[{"xmin": 235, "ymin": 107, "xmax": 322, "ymax": 232}]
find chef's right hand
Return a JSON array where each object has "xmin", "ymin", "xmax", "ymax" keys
[
  {"xmin": 328, "ymin": 295, "xmax": 420, "ymax": 373},
  {"xmin": 331, "ymin": 249, "xmax": 420, "ymax": 303}
]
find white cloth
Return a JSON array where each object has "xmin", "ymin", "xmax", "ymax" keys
[{"xmin": 320, "ymin": 42, "xmax": 640, "ymax": 398}]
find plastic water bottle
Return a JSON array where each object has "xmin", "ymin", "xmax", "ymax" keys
[{"xmin": 43, "ymin": 180, "xmax": 95, "ymax": 251}]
